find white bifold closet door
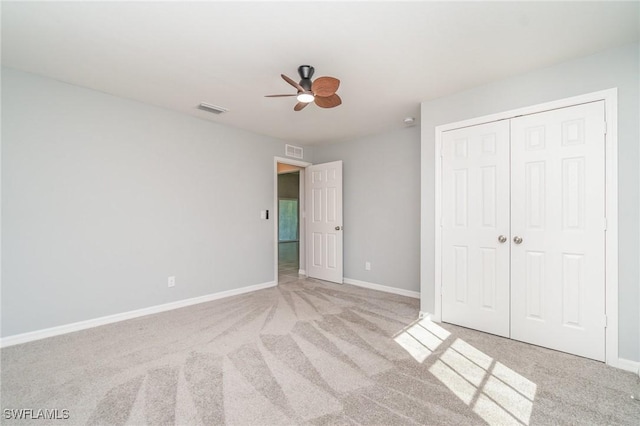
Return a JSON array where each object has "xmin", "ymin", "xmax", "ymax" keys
[
  {"xmin": 441, "ymin": 101, "xmax": 606, "ymax": 361},
  {"xmin": 441, "ymin": 120, "xmax": 511, "ymax": 338},
  {"xmin": 510, "ymin": 101, "xmax": 606, "ymax": 361}
]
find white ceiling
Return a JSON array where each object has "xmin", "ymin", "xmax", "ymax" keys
[{"xmin": 2, "ymin": 1, "xmax": 638, "ymax": 145}]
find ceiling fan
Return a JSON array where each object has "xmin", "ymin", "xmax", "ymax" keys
[{"xmin": 265, "ymin": 65, "xmax": 341, "ymax": 111}]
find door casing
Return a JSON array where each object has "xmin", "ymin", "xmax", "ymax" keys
[{"xmin": 432, "ymin": 89, "xmax": 619, "ymax": 367}]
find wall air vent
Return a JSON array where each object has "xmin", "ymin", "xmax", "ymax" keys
[
  {"xmin": 198, "ymin": 102, "xmax": 229, "ymax": 115},
  {"xmin": 285, "ymin": 144, "xmax": 304, "ymax": 159}
]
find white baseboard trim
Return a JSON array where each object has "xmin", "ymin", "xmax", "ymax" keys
[
  {"xmin": 616, "ymin": 357, "xmax": 640, "ymax": 374},
  {"xmin": 343, "ymin": 278, "xmax": 420, "ymax": 299},
  {"xmin": 0, "ymin": 280, "xmax": 277, "ymax": 348},
  {"xmin": 298, "ymin": 269, "xmax": 306, "ymax": 276}
]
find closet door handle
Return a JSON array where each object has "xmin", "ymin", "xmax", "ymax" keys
[
  {"xmin": 498, "ymin": 235, "xmax": 507, "ymax": 243},
  {"xmin": 513, "ymin": 236, "xmax": 523, "ymax": 244}
]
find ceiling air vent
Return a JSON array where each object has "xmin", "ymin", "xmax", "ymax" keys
[
  {"xmin": 285, "ymin": 144, "xmax": 304, "ymax": 159},
  {"xmin": 198, "ymin": 102, "xmax": 228, "ymax": 115}
]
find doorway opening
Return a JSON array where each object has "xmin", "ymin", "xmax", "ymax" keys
[
  {"xmin": 278, "ymin": 170, "xmax": 300, "ymax": 280},
  {"xmin": 274, "ymin": 157, "xmax": 311, "ymax": 285}
]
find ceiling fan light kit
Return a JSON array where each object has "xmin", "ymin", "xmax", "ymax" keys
[
  {"xmin": 296, "ymin": 93, "xmax": 315, "ymax": 103},
  {"xmin": 266, "ymin": 65, "xmax": 342, "ymax": 111}
]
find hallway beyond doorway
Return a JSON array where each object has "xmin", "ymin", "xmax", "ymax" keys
[{"xmin": 278, "ymin": 241, "xmax": 299, "ymax": 280}]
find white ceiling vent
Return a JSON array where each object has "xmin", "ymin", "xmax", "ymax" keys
[
  {"xmin": 285, "ymin": 144, "xmax": 304, "ymax": 159},
  {"xmin": 198, "ymin": 102, "xmax": 228, "ymax": 115}
]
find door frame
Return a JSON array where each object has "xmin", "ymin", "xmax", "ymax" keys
[
  {"xmin": 433, "ymin": 88, "xmax": 619, "ymax": 366},
  {"xmin": 274, "ymin": 156, "xmax": 311, "ymax": 285}
]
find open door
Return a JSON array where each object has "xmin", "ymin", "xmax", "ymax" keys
[{"xmin": 306, "ymin": 161, "xmax": 343, "ymax": 283}]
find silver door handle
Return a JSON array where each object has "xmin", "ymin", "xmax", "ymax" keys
[
  {"xmin": 513, "ymin": 236, "xmax": 523, "ymax": 244},
  {"xmin": 498, "ymin": 235, "xmax": 507, "ymax": 243},
  {"xmin": 335, "ymin": 226, "xmax": 342, "ymax": 231}
]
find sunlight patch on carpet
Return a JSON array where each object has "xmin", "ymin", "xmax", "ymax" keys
[
  {"xmin": 393, "ymin": 317, "xmax": 450, "ymax": 362},
  {"xmin": 395, "ymin": 318, "xmax": 537, "ymax": 425}
]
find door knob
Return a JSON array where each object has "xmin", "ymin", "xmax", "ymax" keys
[
  {"xmin": 335, "ymin": 226, "xmax": 342, "ymax": 231},
  {"xmin": 513, "ymin": 236, "xmax": 523, "ymax": 244},
  {"xmin": 498, "ymin": 235, "xmax": 507, "ymax": 243}
]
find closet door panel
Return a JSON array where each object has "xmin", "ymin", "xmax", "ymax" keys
[
  {"xmin": 441, "ymin": 120, "xmax": 511, "ymax": 337},
  {"xmin": 510, "ymin": 101, "xmax": 606, "ymax": 361}
]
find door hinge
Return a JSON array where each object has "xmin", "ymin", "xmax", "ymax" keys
[
  {"xmin": 604, "ymin": 315, "xmax": 608, "ymax": 328},
  {"xmin": 603, "ymin": 121, "xmax": 607, "ymax": 135}
]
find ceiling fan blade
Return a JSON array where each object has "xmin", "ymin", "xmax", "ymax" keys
[
  {"xmin": 281, "ymin": 74, "xmax": 305, "ymax": 93},
  {"xmin": 314, "ymin": 94, "xmax": 342, "ymax": 108},
  {"xmin": 312, "ymin": 77, "xmax": 340, "ymax": 97},
  {"xmin": 294, "ymin": 102, "xmax": 309, "ymax": 111},
  {"xmin": 265, "ymin": 94, "xmax": 297, "ymax": 97}
]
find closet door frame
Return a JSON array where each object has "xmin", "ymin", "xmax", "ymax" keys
[{"xmin": 432, "ymin": 88, "xmax": 619, "ymax": 367}]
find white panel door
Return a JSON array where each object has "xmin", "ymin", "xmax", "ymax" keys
[
  {"xmin": 510, "ymin": 101, "xmax": 606, "ymax": 361},
  {"xmin": 441, "ymin": 120, "xmax": 511, "ymax": 337},
  {"xmin": 306, "ymin": 161, "xmax": 343, "ymax": 284}
]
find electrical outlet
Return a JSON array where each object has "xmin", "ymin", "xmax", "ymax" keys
[
  {"xmin": 168, "ymin": 276, "xmax": 176, "ymax": 288},
  {"xmin": 365, "ymin": 261, "xmax": 371, "ymax": 271}
]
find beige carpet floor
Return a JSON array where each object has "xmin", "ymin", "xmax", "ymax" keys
[{"xmin": 2, "ymin": 274, "xmax": 639, "ymax": 425}]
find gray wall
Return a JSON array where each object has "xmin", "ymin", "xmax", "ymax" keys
[
  {"xmin": 420, "ymin": 42, "xmax": 640, "ymax": 361},
  {"xmin": 313, "ymin": 126, "xmax": 421, "ymax": 292},
  {"xmin": 1, "ymin": 68, "xmax": 308, "ymax": 337}
]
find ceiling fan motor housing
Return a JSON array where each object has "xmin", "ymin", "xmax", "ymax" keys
[{"xmin": 298, "ymin": 65, "xmax": 314, "ymax": 91}]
